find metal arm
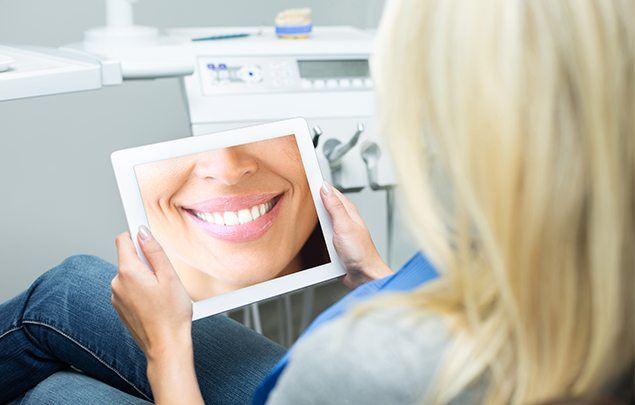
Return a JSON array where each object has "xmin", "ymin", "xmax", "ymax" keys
[
  {"xmin": 322, "ymin": 122, "xmax": 364, "ymax": 168},
  {"xmin": 321, "ymin": 123, "xmax": 366, "ymax": 192}
]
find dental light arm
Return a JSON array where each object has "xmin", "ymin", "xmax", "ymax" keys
[
  {"xmin": 74, "ymin": 0, "xmax": 194, "ymax": 79},
  {"xmin": 107, "ymin": 0, "xmax": 135, "ymax": 27}
]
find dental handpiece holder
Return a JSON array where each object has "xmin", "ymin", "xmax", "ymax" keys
[
  {"xmin": 360, "ymin": 140, "xmax": 393, "ymax": 191},
  {"xmin": 360, "ymin": 140, "xmax": 396, "ymax": 265},
  {"xmin": 322, "ymin": 123, "xmax": 365, "ymax": 192}
]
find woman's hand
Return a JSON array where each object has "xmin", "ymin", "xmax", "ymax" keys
[
  {"xmin": 321, "ymin": 182, "xmax": 393, "ymax": 289},
  {"xmin": 112, "ymin": 227, "xmax": 203, "ymax": 405},
  {"xmin": 112, "ymin": 227, "xmax": 192, "ymax": 360}
]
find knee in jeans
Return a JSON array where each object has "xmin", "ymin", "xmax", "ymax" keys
[
  {"xmin": 43, "ymin": 255, "xmax": 115, "ymax": 284},
  {"xmin": 24, "ymin": 255, "xmax": 117, "ymax": 319},
  {"xmin": 61, "ymin": 254, "xmax": 112, "ymax": 272}
]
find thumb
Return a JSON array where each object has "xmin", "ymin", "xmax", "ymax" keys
[
  {"xmin": 320, "ymin": 181, "xmax": 352, "ymax": 231},
  {"xmin": 137, "ymin": 225, "xmax": 176, "ymax": 280}
]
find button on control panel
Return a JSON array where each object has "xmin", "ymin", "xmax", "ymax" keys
[{"xmin": 198, "ymin": 56, "xmax": 372, "ymax": 96}]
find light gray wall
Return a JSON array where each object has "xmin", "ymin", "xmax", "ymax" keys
[{"xmin": 0, "ymin": 0, "xmax": 422, "ymax": 302}]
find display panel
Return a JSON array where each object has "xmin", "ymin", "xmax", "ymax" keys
[
  {"xmin": 133, "ymin": 135, "xmax": 330, "ymax": 301},
  {"xmin": 297, "ymin": 59, "xmax": 369, "ymax": 79}
]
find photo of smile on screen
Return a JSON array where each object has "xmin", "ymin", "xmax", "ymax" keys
[
  {"xmin": 134, "ymin": 134, "xmax": 330, "ymax": 300},
  {"xmin": 111, "ymin": 119, "xmax": 344, "ymax": 320}
]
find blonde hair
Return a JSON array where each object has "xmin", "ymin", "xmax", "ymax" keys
[{"xmin": 371, "ymin": 0, "xmax": 635, "ymax": 403}]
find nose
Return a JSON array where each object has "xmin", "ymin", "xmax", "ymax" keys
[{"xmin": 193, "ymin": 148, "xmax": 258, "ymax": 185}]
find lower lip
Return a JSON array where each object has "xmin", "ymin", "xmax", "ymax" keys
[{"xmin": 184, "ymin": 196, "xmax": 283, "ymax": 242}]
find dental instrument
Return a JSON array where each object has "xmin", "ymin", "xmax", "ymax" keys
[
  {"xmin": 361, "ymin": 141, "xmax": 396, "ymax": 265},
  {"xmin": 360, "ymin": 141, "xmax": 381, "ymax": 190},
  {"xmin": 191, "ymin": 29, "xmax": 265, "ymax": 42},
  {"xmin": 323, "ymin": 123, "xmax": 365, "ymax": 192},
  {"xmin": 192, "ymin": 33, "xmax": 251, "ymax": 42}
]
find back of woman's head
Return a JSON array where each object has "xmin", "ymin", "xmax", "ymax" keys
[{"xmin": 372, "ymin": 0, "xmax": 635, "ymax": 403}]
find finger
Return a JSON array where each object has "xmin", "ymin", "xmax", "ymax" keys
[
  {"xmin": 110, "ymin": 276, "xmax": 124, "ymax": 304},
  {"xmin": 331, "ymin": 187, "xmax": 366, "ymax": 227},
  {"xmin": 322, "ymin": 182, "xmax": 366, "ymax": 228},
  {"xmin": 110, "ymin": 274, "xmax": 119, "ymax": 291},
  {"xmin": 320, "ymin": 181, "xmax": 352, "ymax": 229},
  {"xmin": 115, "ymin": 232, "xmax": 144, "ymax": 271},
  {"xmin": 137, "ymin": 225, "xmax": 176, "ymax": 280}
]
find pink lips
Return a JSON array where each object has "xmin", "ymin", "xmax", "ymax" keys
[{"xmin": 182, "ymin": 193, "xmax": 283, "ymax": 242}]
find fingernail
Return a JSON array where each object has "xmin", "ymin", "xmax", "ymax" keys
[
  {"xmin": 138, "ymin": 225, "xmax": 153, "ymax": 241},
  {"xmin": 322, "ymin": 181, "xmax": 331, "ymax": 194}
]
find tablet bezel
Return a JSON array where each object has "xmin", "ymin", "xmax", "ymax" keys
[{"xmin": 111, "ymin": 118, "xmax": 345, "ymax": 320}]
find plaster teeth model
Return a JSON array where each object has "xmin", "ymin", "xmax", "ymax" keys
[{"xmin": 275, "ymin": 8, "xmax": 312, "ymax": 39}]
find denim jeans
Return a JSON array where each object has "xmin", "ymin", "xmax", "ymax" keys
[{"xmin": 0, "ymin": 255, "xmax": 286, "ymax": 404}]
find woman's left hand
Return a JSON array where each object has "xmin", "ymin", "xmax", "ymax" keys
[{"xmin": 112, "ymin": 227, "xmax": 193, "ymax": 362}]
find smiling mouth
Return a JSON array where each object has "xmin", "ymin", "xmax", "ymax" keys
[
  {"xmin": 182, "ymin": 193, "xmax": 284, "ymax": 242},
  {"xmin": 184, "ymin": 195, "xmax": 281, "ymax": 226}
]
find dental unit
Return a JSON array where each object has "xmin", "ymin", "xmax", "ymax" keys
[{"xmin": 1, "ymin": 1, "xmax": 399, "ymax": 342}]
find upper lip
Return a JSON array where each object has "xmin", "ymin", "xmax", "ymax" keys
[{"xmin": 182, "ymin": 192, "xmax": 282, "ymax": 213}]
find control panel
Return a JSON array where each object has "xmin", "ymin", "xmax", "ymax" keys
[{"xmin": 198, "ymin": 56, "xmax": 373, "ymax": 96}]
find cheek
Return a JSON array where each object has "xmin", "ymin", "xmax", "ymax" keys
[
  {"xmin": 138, "ymin": 177, "xmax": 184, "ymax": 212},
  {"xmin": 293, "ymin": 174, "xmax": 312, "ymax": 203},
  {"xmin": 139, "ymin": 183, "xmax": 164, "ymax": 213},
  {"xmin": 276, "ymin": 161, "xmax": 315, "ymax": 226},
  {"xmin": 278, "ymin": 160, "xmax": 310, "ymax": 193},
  {"xmin": 288, "ymin": 185, "xmax": 318, "ymax": 246},
  {"xmin": 299, "ymin": 194, "xmax": 318, "ymax": 229},
  {"xmin": 143, "ymin": 189, "xmax": 174, "ymax": 217},
  {"xmin": 263, "ymin": 142, "xmax": 305, "ymax": 185},
  {"xmin": 136, "ymin": 160, "xmax": 192, "ymax": 209}
]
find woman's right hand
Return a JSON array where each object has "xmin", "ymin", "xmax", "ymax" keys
[{"xmin": 320, "ymin": 181, "xmax": 393, "ymax": 289}]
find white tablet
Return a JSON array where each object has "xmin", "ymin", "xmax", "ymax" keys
[{"xmin": 111, "ymin": 118, "xmax": 344, "ymax": 320}]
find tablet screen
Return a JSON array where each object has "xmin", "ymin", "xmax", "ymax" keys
[{"xmin": 134, "ymin": 134, "xmax": 331, "ymax": 301}]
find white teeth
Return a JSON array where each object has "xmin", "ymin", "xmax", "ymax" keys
[
  {"xmin": 224, "ymin": 211, "xmax": 239, "ymax": 226},
  {"xmin": 192, "ymin": 198, "xmax": 278, "ymax": 226},
  {"xmin": 238, "ymin": 209, "xmax": 252, "ymax": 224},
  {"xmin": 213, "ymin": 212, "xmax": 225, "ymax": 225}
]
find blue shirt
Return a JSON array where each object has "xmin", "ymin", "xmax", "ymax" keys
[{"xmin": 252, "ymin": 252, "xmax": 438, "ymax": 404}]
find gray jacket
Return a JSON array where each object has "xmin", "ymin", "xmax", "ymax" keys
[{"xmin": 267, "ymin": 307, "xmax": 483, "ymax": 404}]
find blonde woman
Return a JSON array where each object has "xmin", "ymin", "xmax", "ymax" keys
[{"xmin": 1, "ymin": 0, "xmax": 633, "ymax": 403}]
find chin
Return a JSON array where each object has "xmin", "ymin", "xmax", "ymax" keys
[{"xmin": 200, "ymin": 264, "xmax": 281, "ymax": 284}]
